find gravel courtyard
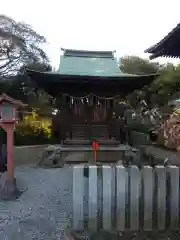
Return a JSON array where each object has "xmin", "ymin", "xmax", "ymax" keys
[{"xmin": 0, "ymin": 165, "xmax": 73, "ymax": 240}]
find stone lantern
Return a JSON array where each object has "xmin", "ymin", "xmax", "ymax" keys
[{"xmin": 0, "ymin": 94, "xmax": 26, "ymax": 199}]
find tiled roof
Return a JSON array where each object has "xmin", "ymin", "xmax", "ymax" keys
[
  {"xmin": 57, "ymin": 48, "xmax": 137, "ymax": 77},
  {"xmin": 145, "ymin": 23, "xmax": 180, "ymax": 59}
]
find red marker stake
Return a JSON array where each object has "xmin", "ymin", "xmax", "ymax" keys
[{"xmin": 92, "ymin": 141, "xmax": 99, "ymax": 163}]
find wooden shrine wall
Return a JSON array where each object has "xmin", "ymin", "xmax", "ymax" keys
[
  {"xmin": 51, "ymin": 93, "xmax": 130, "ymax": 141},
  {"xmin": 53, "ymin": 93, "xmax": 128, "ymax": 124}
]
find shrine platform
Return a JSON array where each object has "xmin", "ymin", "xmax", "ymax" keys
[
  {"xmin": 59, "ymin": 144, "xmax": 138, "ymax": 163},
  {"xmin": 14, "ymin": 144, "xmax": 138, "ymax": 165}
]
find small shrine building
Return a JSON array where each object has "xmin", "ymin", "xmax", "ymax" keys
[{"xmin": 26, "ymin": 48, "xmax": 158, "ymax": 144}]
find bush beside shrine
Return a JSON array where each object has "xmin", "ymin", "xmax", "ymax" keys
[
  {"xmin": 127, "ymin": 122, "xmax": 152, "ymax": 134},
  {"xmin": 14, "ymin": 110, "xmax": 55, "ymax": 146}
]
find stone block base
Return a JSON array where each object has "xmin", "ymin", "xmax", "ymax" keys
[{"xmin": 0, "ymin": 173, "xmax": 22, "ymax": 201}]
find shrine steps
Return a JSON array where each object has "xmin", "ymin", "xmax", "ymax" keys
[
  {"xmin": 59, "ymin": 144, "xmax": 137, "ymax": 163},
  {"xmin": 64, "ymin": 139, "xmax": 120, "ymax": 146}
]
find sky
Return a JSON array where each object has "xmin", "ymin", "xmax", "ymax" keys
[{"xmin": 1, "ymin": 0, "xmax": 180, "ymax": 69}]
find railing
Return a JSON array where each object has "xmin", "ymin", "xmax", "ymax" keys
[{"xmin": 72, "ymin": 165, "xmax": 180, "ymax": 231}]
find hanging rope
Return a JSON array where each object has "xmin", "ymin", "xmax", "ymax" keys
[{"xmin": 61, "ymin": 92, "xmax": 121, "ymax": 100}]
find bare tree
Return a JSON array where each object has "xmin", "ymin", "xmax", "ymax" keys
[{"xmin": 0, "ymin": 15, "xmax": 49, "ymax": 76}]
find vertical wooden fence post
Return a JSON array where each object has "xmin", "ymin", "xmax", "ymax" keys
[
  {"xmin": 129, "ymin": 166, "xmax": 141, "ymax": 230},
  {"xmin": 73, "ymin": 165, "xmax": 84, "ymax": 230},
  {"xmin": 102, "ymin": 165, "xmax": 112, "ymax": 230},
  {"xmin": 116, "ymin": 165, "xmax": 127, "ymax": 230},
  {"xmin": 168, "ymin": 166, "xmax": 179, "ymax": 229},
  {"xmin": 156, "ymin": 166, "xmax": 166, "ymax": 230},
  {"xmin": 88, "ymin": 165, "xmax": 98, "ymax": 230},
  {"xmin": 143, "ymin": 166, "xmax": 154, "ymax": 230}
]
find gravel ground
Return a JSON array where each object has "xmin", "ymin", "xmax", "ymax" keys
[{"xmin": 0, "ymin": 165, "xmax": 73, "ymax": 240}]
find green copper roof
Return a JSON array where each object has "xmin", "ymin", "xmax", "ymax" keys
[
  {"xmin": 26, "ymin": 47, "xmax": 160, "ymax": 97},
  {"xmin": 57, "ymin": 48, "xmax": 136, "ymax": 77}
]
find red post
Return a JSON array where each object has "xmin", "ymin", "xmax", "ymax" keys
[
  {"xmin": 6, "ymin": 125, "xmax": 14, "ymax": 182},
  {"xmin": 92, "ymin": 141, "xmax": 99, "ymax": 163}
]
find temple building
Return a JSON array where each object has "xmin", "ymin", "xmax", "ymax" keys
[
  {"xmin": 145, "ymin": 23, "xmax": 180, "ymax": 59},
  {"xmin": 26, "ymin": 48, "xmax": 158, "ymax": 144}
]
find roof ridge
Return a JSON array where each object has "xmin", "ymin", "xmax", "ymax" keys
[
  {"xmin": 61, "ymin": 48, "xmax": 116, "ymax": 58},
  {"xmin": 61, "ymin": 48, "xmax": 116, "ymax": 54}
]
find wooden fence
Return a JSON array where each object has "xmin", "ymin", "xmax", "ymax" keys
[{"xmin": 72, "ymin": 165, "xmax": 180, "ymax": 231}]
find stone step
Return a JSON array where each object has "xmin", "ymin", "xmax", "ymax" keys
[{"xmin": 65, "ymin": 139, "xmax": 120, "ymax": 145}]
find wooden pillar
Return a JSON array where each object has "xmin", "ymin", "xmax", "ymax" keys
[{"xmin": 6, "ymin": 125, "xmax": 14, "ymax": 182}]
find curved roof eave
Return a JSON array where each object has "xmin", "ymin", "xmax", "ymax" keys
[
  {"xmin": 149, "ymin": 52, "xmax": 180, "ymax": 60},
  {"xmin": 25, "ymin": 68, "xmax": 159, "ymax": 79},
  {"xmin": 145, "ymin": 23, "xmax": 180, "ymax": 53}
]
